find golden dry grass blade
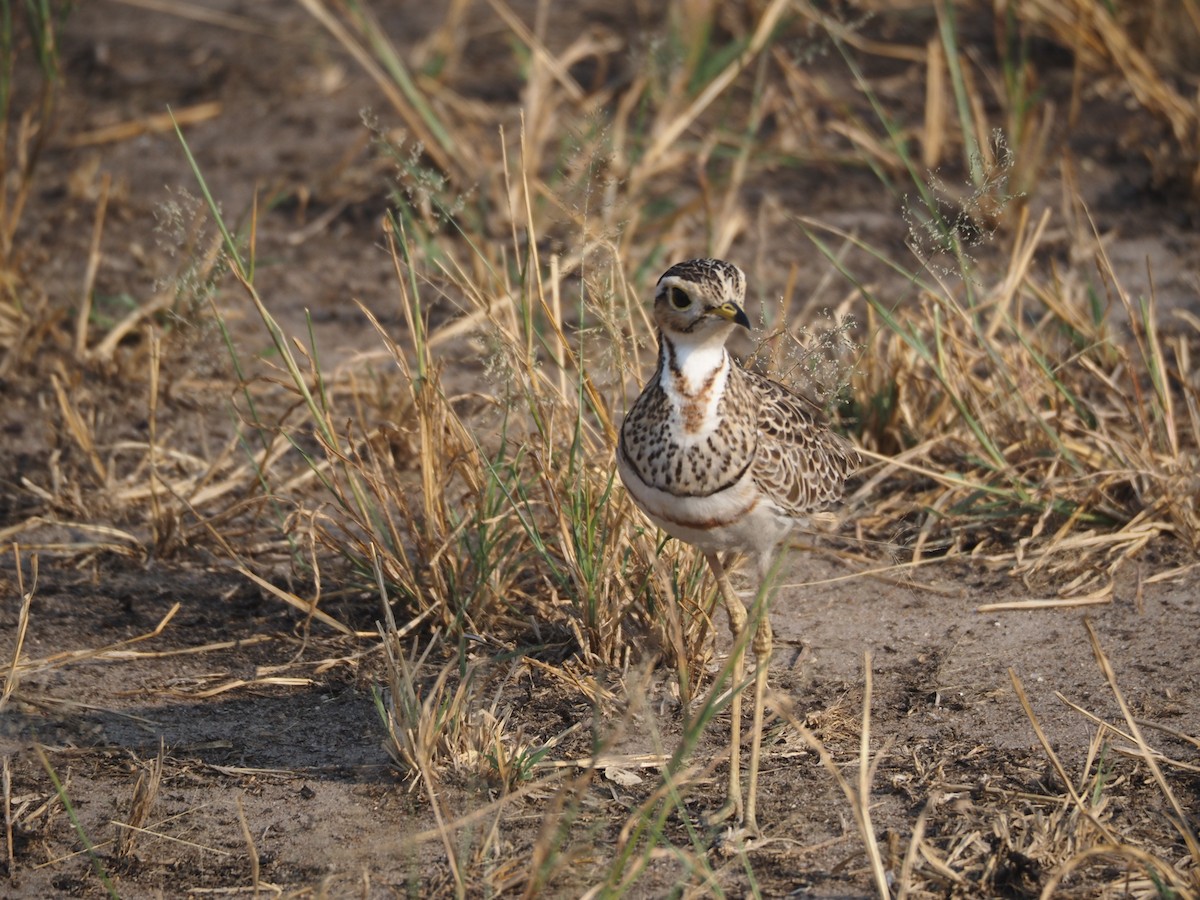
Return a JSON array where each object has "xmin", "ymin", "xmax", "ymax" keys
[
  {"xmin": 1008, "ymin": 667, "xmax": 1119, "ymax": 843},
  {"xmin": 485, "ymin": 0, "xmax": 584, "ymax": 103},
  {"xmin": 89, "ymin": 634, "xmax": 274, "ymax": 662},
  {"xmin": 1, "ymin": 547, "xmax": 36, "ymax": 712},
  {"xmin": 44, "ymin": 797, "xmax": 245, "ymax": 868},
  {"xmin": 517, "ymin": 122, "xmax": 616, "ymax": 445},
  {"xmin": 1083, "ymin": 619, "xmax": 1200, "ymax": 873},
  {"xmin": 234, "ymin": 565, "xmax": 353, "ymax": 635},
  {"xmin": 797, "ymin": 1, "xmax": 926, "ymax": 62},
  {"xmin": 779, "ymin": 655, "xmax": 891, "ymax": 898},
  {"xmin": 976, "ymin": 594, "xmax": 1110, "ymax": 612},
  {"xmin": 408, "ymin": 768, "xmax": 571, "ymax": 847},
  {"xmin": 857, "ymin": 654, "xmax": 891, "ymax": 898},
  {"xmin": 50, "ymin": 373, "xmax": 106, "ymax": 482},
  {"xmin": 105, "ymin": 0, "xmax": 270, "ymax": 33},
  {"xmin": 895, "ymin": 793, "xmax": 935, "ymax": 900},
  {"xmin": 161, "ymin": 676, "xmax": 314, "ymax": 699},
  {"xmin": 2, "ymin": 756, "xmax": 12, "ymax": 878},
  {"xmin": 294, "ymin": 0, "xmax": 459, "ymax": 179},
  {"xmin": 1055, "ymin": 692, "xmax": 1200, "ymax": 773},
  {"xmin": 1134, "ymin": 717, "xmax": 1200, "ymax": 753},
  {"xmin": 633, "ymin": 0, "xmax": 790, "ymax": 184},
  {"xmin": 1039, "ymin": 843, "xmax": 1198, "ymax": 900},
  {"xmin": 234, "ymin": 795, "xmax": 261, "ymax": 896},
  {"xmin": 12, "ymin": 603, "xmax": 181, "ymax": 675},
  {"xmin": 922, "ymin": 35, "xmax": 946, "ymax": 170},
  {"xmin": 419, "ymin": 733, "xmax": 464, "ymax": 897},
  {"xmin": 74, "ymin": 172, "xmax": 109, "ymax": 358},
  {"xmin": 1105, "ymin": 744, "xmax": 1200, "ymax": 775},
  {"xmin": 109, "ymin": 821, "xmax": 237, "ymax": 860},
  {"xmin": 65, "ymin": 101, "xmax": 222, "ymax": 149},
  {"xmin": 115, "ymin": 740, "xmax": 164, "ymax": 859}
]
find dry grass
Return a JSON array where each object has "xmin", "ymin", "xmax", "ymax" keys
[
  {"xmin": 1023, "ymin": 0, "xmax": 1200, "ymax": 193},
  {"xmin": 2, "ymin": 0, "xmax": 1199, "ymax": 896},
  {"xmin": 838, "ymin": 200, "xmax": 1200, "ymax": 597}
]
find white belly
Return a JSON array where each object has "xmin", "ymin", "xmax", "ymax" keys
[{"xmin": 616, "ymin": 452, "xmax": 795, "ymax": 556}]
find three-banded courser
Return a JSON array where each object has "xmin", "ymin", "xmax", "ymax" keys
[{"xmin": 617, "ymin": 258, "xmax": 859, "ymax": 838}]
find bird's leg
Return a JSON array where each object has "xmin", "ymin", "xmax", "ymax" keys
[
  {"xmin": 703, "ymin": 550, "xmax": 747, "ymax": 826},
  {"xmin": 745, "ymin": 612, "xmax": 773, "ymax": 835},
  {"xmin": 744, "ymin": 548, "xmax": 783, "ymax": 835}
]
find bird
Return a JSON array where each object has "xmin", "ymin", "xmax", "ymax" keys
[{"xmin": 616, "ymin": 257, "xmax": 859, "ymax": 839}]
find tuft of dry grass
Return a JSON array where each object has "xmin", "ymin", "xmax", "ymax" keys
[
  {"xmin": 1, "ymin": 2, "xmax": 62, "ymax": 380},
  {"xmin": 777, "ymin": 654, "xmax": 891, "ymax": 898},
  {"xmin": 114, "ymin": 741, "xmax": 165, "ymax": 860},
  {"xmin": 1022, "ymin": 0, "xmax": 1200, "ymax": 194},
  {"xmin": 827, "ymin": 200, "xmax": 1200, "ymax": 597}
]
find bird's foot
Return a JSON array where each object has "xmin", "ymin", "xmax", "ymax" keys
[
  {"xmin": 703, "ymin": 802, "xmax": 763, "ymax": 853},
  {"xmin": 713, "ymin": 821, "xmax": 762, "ymax": 855}
]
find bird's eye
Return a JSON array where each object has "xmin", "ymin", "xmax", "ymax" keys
[{"xmin": 668, "ymin": 286, "xmax": 690, "ymax": 309}]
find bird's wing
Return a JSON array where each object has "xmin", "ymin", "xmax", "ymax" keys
[{"xmin": 739, "ymin": 367, "xmax": 860, "ymax": 518}]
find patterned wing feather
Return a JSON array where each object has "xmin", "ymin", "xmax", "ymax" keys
[{"xmin": 736, "ymin": 366, "xmax": 860, "ymax": 518}]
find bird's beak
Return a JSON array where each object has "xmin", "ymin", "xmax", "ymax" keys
[{"xmin": 712, "ymin": 302, "xmax": 751, "ymax": 330}]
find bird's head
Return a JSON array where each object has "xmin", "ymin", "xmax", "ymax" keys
[{"xmin": 652, "ymin": 258, "xmax": 751, "ymax": 344}]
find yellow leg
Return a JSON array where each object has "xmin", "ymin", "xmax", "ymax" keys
[
  {"xmin": 744, "ymin": 614, "xmax": 772, "ymax": 836},
  {"xmin": 703, "ymin": 551, "xmax": 746, "ymax": 826}
]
